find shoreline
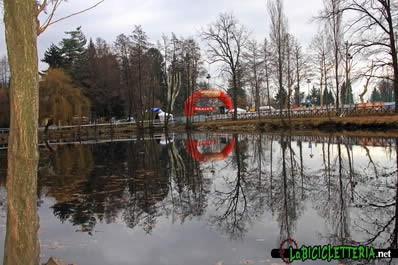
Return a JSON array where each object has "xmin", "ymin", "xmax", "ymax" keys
[{"xmin": 1, "ymin": 114, "xmax": 398, "ymax": 146}]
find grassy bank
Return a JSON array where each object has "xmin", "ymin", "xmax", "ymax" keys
[
  {"xmin": 174, "ymin": 114, "xmax": 398, "ymax": 136},
  {"xmin": 1, "ymin": 114, "xmax": 398, "ymax": 146}
]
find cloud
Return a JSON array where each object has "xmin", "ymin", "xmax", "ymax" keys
[{"xmin": 0, "ymin": 0, "xmax": 323, "ymax": 71}]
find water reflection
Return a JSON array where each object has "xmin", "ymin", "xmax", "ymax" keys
[{"xmin": 0, "ymin": 133, "xmax": 397, "ymax": 264}]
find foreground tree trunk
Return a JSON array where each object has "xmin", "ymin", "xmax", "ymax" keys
[{"xmin": 3, "ymin": 1, "xmax": 40, "ymax": 265}]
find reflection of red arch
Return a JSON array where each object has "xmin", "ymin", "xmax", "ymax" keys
[
  {"xmin": 185, "ymin": 139, "xmax": 235, "ymax": 162},
  {"xmin": 184, "ymin": 90, "xmax": 233, "ymax": 116}
]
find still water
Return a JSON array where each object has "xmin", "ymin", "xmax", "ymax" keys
[{"xmin": 0, "ymin": 133, "xmax": 397, "ymax": 265}]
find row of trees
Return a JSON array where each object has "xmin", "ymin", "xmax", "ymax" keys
[
  {"xmin": 41, "ymin": 26, "xmax": 204, "ymax": 125},
  {"xmin": 0, "ymin": 26, "xmax": 204, "ymax": 127},
  {"xmin": 2, "ymin": 0, "xmax": 396, "ymax": 126},
  {"xmin": 312, "ymin": 0, "xmax": 397, "ymax": 109}
]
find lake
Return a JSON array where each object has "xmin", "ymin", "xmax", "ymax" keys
[{"xmin": 0, "ymin": 132, "xmax": 396, "ymax": 265}]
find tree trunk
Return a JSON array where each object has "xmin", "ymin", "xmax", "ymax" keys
[
  {"xmin": 386, "ymin": 13, "xmax": 398, "ymax": 113},
  {"xmin": 3, "ymin": 1, "xmax": 40, "ymax": 265},
  {"xmin": 232, "ymin": 71, "xmax": 238, "ymax": 120}
]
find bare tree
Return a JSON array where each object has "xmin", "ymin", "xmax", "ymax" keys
[
  {"xmin": 293, "ymin": 38, "xmax": 307, "ymax": 106},
  {"xmin": 181, "ymin": 38, "xmax": 201, "ymax": 128},
  {"xmin": 244, "ymin": 39, "xmax": 263, "ymax": 114},
  {"xmin": 341, "ymin": 0, "xmax": 398, "ymax": 112},
  {"xmin": 358, "ymin": 61, "xmax": 376, "ymax": 103},
  {"xmin": 201, "ymin": 12, "xmax": 249, "ymax": 120},
  {"xmin": 130, "ymin": 25, "xmax": 151, "ymax": 127},
  {"xmin": 310, "ymin": 28, "xmax": 332, "ymax": 106},
  {"xmin": 318, "ymin": 0, "xmax": 344, "ymax": 110},
  {"xmin": 161, "ymin": 33, "xmax": 183, "ymax": 128},
  {"xmin": 268, "ymin": 0, "xmax": 289, "ymax": 115},
  {"xmin": 263, "ymin": 38, "xmax": 272, "ymax": 106}
]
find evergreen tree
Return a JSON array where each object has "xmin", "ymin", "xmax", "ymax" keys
[
  {"xmin": 274, "ymin": 87, "xmax": 288, "ymax": 108},
  {"xmin": 310, "ymin": 86, "xmax": 321, "ymax": 106},
  {"xmin": 328, "ymin": 90, "xmax": 335, "ymax": 105},
  {"xmin": 293, "ymin": 86, "xmax": 302, "ymax": 106},
  {"xmin": 42, "ymin": 43, "xmax": 65, "ymax": 68},
  {"xmin": 340, "ymin": 81, "xmax": 354, "ymax": 104},
  {"xmin": 322, "ymin": 88, "xmax": 329, "ymax": 105},
  {"xmin": 61, "ymin": 26, "xmax": 87, "ymax": 72},
  {"xmin": 377, "ymin": 79, "xmax": 394, "ymax": 102},
  {"xmin": 370, "ymin": 87, "xmax": 382, "ymax": 102}
]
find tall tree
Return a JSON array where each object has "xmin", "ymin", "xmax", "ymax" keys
[
  {"xmin": 268, "ymin": 0, "xmax": 289, "ymax": 115},
  {"xmin": 263, "ymin": 38, "xmax": 272, "ymax": 106},
  {"xmin": 293, "ymin": 38, "xmax": 307, "ymax": 106},
  {"xmin": 244, "ymin": 39, "xmax": 263, "ymax": 112},
  {"xmin": 130, "ymin": 25, "xmax": 151, "ymax": 125},
  {"xmin": 3, "ymin": 1, "xmax": 40, "ymax": 264},
  {"xmin": 60, "ymin": 26, "xmax": 87, "ymax": 74},
  {"xmin": 161, "ymin": 33, "xmax": 184, "ymax": 127},
  {"xmin": 114, "ymin": 33, "xmax": 134, "ymax": 120},
  {"xmin": 3, "ymin": 1, "xmax": 104, "ymax": 264},
  {"xmin": 201, "ymin": 12, "xmax": 249, "ymax": 120},
  {"xmin": 318, "ymin": 0, "xmax": 344, "ymax": 110},
  {"xmin": 310, "ymin": 28, "xmax": 331, "ymax": 106},
  {"xmin": 180, "ymin": 38, "xmax": 201, "ymax": 127},
  {"xmin": 342, "ymin": 0, "xmax": 398, "ymax": 112}
]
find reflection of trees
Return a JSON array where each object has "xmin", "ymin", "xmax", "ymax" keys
[
  {"xmin": 311, "ymin": 139, "xmax": 352, "ymax": 247},
  {"xmin": 33, "ymin": 133, "xmax": 398, "ymax": 256},
  {"xmin": 347, "ymin": 139, "xmax": 398, "ymax": 251},
  {"xmin": 310, "ymin": 137, "xmax": 398, "ymax": 265},
  {"xmin": 166, "ymin": 132, "xmax": 210, "ymax": 224},
  {"xmin": 38, "ymin": 145, "xmax": 95, "ymax": 202},
  {"xmin": 211, "ymin": 134, "xmax": 250, "ymax": 239},
  {"xmin": 38, "ymin": 135, "xmax": 209, "ymax": 234},
  {"xmin": 272, "ymin": 135, "xmax": 303, "ymax": 242}
]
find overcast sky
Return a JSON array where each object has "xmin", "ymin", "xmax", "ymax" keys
[{"xmin": 0, "ymin": 0, "xmax": 324, "ymax": 71}]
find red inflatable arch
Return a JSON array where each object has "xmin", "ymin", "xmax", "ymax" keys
[
  {"xmin": 185, "ymin": 138, "xmax": 235, "ymax": 162},
  {"xmin": 184, "ymin": 90, "xmax": 233, "ymax": 116}
]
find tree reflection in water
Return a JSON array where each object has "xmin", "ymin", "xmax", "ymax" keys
[
  {"xmin": 0, "ymin": 133, "xmax": 396, "ymax": 264},
  {"xmin": 37, "ymin": 134, "xmax": 210, "ymax": 235}
]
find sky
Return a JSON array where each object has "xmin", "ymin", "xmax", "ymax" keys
[{"xmin": 0, "ymin": 0, "xmax": 324, "ymax": 71}]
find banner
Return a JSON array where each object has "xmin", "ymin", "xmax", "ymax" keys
[
  {"xmin": 193, "ymin": 106, "xmax": 215, "ymax": 111},
  {"xmin": 200, "ymin": 90, "xmax": 221, "ymax": 98}
]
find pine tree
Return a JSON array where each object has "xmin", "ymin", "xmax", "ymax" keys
[
  {"xmin": 274, "ymin": 87, "xmax": 288, "ymax": 108},
  {"xmin": 370, "ymin": 87, "xmax": 382, "ymax": 102},
  {"xmin": 377, "ymin": 79, "xmax": 394, "ymax": 102},
  {"xmin": 340, "ymin": 81, "xmax": 354, "ymax": 104},
  {"xmin": 61, "ymin": 26, "xmax": 87, "ymax": 72},
  {"xmin": 42, "ymin": 43, "xmax": 65, "ymax": 68},
  {"xmin": 310, "ymin": 86, "xmax": 321, "ymax": 106},
  {"xmin": 328, "ymin": 90, "xmax": 335, "ymax": 105}
]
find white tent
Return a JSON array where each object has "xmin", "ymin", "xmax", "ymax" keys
[{"xmin": 156, "ymin": 110, "xmax": 173, "ymax": 122}]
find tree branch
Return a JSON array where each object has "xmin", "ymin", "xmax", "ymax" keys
[{"xmin": 38, "ymin": 0, "xmax": 105, "ymax": 35}]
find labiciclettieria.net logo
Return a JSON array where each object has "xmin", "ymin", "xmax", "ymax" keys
[{"xmin": 271, "ymin": 238, "xmax": 398, "ymax": 263}]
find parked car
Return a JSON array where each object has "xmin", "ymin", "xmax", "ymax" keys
[
  {"xmin": 228, "ymin": 107, "xmax": 247, "ymax": 114},
  {"xmin": 259, "ymin": 106, "xmax": 275, "ymax": 112}
]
